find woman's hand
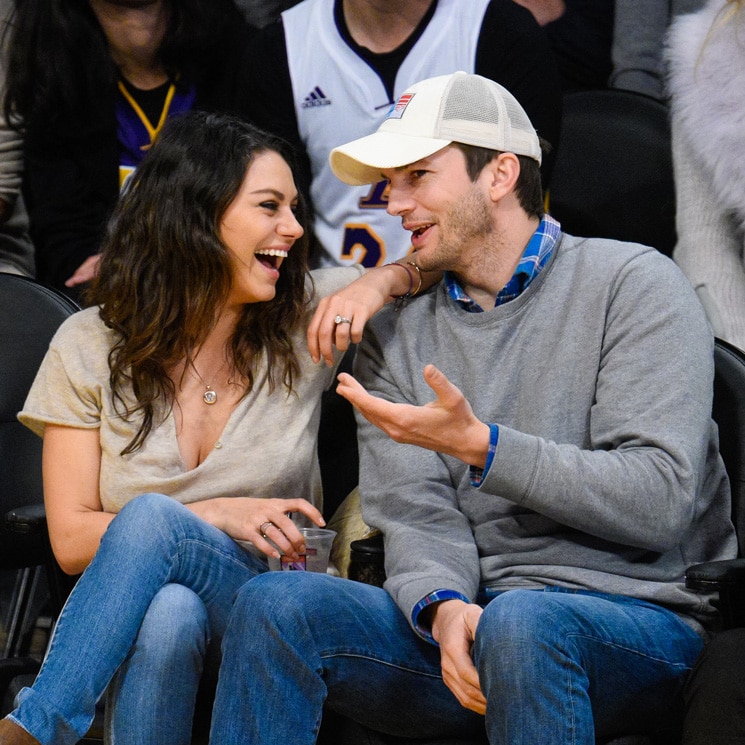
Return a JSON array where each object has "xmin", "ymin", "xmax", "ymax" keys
[
  {"xmin": 307, "ymin": 267, "xmax": 397, "ymax": 366},
  {"xmin": 307, "ymin": 262, "xmax": 442, "ymax": 366},
  {"xmin": 188, "ymin": 496, "xmax": 325, "ymax": 560}
]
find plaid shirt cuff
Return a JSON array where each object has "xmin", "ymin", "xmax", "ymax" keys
[
  {"xmin": 470, "ymin": 423, "xmax": 499, "ymax": 487},
  {"xmin": 412, "ymin": 589, "xmax": 472, "ymax": 644}
]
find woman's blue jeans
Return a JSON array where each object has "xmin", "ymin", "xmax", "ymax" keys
[
  {"xmin": 210, "ymin": 572, "xmax": 704, "ymax": 744},
  {"xmin": 7, "ymin": 493, "xmax": 267, "ymax": 745},
  {"xmin": 102, "ymin": 584, "xmax": 217, "ymax": 745}
]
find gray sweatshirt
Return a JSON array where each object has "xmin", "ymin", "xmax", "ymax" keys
[{"xmin": 355, "ymin": 233, "xmax": 737, "ymax": 636}]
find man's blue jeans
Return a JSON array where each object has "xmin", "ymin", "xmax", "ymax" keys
[
  {"xmin": 7, "ymin": 493, "xmax": 267, "ymax": 745},
  {"xmin": 210, "ymin": 572, "xmax": 704, "ymax": 744}
]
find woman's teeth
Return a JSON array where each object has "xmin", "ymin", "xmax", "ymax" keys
[{"xmin": 256, "ymin": 248, "xmax": 289, "ymax": 258}]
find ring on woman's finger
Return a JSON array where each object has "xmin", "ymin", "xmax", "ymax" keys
[
  {"xmin": 259, "ymin": 521, "xmax": 273, "ymax": 538},
  {"xmin": 334, "ymin": 315, "xmax": 352, "ymax": 325}
]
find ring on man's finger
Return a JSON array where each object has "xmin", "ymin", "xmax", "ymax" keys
[
  {"xmin": 334, "ymin": 315, "xmax": 352, "ymax": 325},
  {"xmin": 259, "ymin": 521, "xmax": 273, "ymax": 538}
]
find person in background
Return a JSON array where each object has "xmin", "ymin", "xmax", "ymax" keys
[
  {"xmin": 233, "ymin": 0, "xmax": 299, "ymax": 27},
  {"xmin": 666, "ymin": 0, "xmax": 745, "ymax": 352},
  {"xmin": 207, "ymin": 72, "xmax": 736, "ymax": 745},
  {"xmin": 525, "ymin": 0, "xmax": 615, "ymax": 93},
  {"xmin": 243, "ymin": 0, "xmax": 562, "ymax": 268},
  {"xmin": 1, "ymin": 0, "xmax": 255, "ymax": 302},
  {"xmin": 666, "ymin": 4, "xmax": 745, "ymax": 743},
  {"xmin": 518, "ymin": 0, "xmax": 705, "ymax": 101},
  {"xmin": 611, "ymin": 0, "xmax": 704, "ymax": 100},
  {"xmin": 0, "ymin": 110, "xmax": 428, "ymax": 745},
  {"xmin": 0, "ymin": 0, "xmax": 33, "ymax": 277}
]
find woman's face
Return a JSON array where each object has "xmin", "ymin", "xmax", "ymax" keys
[{"xmin": 220, "ymin": 150, "xmax": 304, "ymax": 306}]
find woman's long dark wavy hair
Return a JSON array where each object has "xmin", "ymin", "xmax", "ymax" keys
[
  {"xmin": 2, "ymin": 0, "xmax": 246, "ymax": 132},
  {"xmin": 86, "ymin": 111, "xmax": 310, "ymax": 454}
]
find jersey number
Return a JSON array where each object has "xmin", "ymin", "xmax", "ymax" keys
[
  {"xmin": 340, "ymin": 180, "xmax": 392, "ymax": 267},
  {"xmin": 341, "ymin": 224, "xmax": 384, "ymax": 268}
]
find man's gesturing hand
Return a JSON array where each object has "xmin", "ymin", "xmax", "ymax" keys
[{"xmin": 336, "ymin": 364, "xmax": 491, "ymax": 467}]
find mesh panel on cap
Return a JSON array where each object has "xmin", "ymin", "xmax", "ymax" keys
[
  {"xmin": 436, "ymin": 74, "xmax": 539, "ymax": 160},
  {"xmin": 440, "ymin": 75, "xmax": 506, "ymax": 130},
  {"xmin": 502, "ymin": 95, "xmax": 535, "ymax": 136}
]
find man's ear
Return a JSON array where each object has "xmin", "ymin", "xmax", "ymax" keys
[{"xmin": 484, "ymin": 153, "xmax": 520, "ymax": 202}]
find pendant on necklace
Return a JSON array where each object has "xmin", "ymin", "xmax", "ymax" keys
[{"xmin": 203, "ymin": 386, "xmax": 217, "ymax": 405}]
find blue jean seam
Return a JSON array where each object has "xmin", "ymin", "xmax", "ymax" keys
[
  {"xmin": 176, "ymin": 536, "xmax": 262, "ymax": 568},
  {"xmin": 319, "ymin": 651, "xmax": 443, "ymax": 680},
  {"xmin": 568, "ymin": 633, "xmax": 695, "ymax": 670}
]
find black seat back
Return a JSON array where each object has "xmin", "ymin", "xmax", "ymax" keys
[
  {"xmin": 0, "ymin": 273, "xmax": 79, "ymax": 568},
  {"xmin": 712, "ymin": 338, "xmax": 745, "ymax": 554},
  {"xmin": 549, "ymin": 89, "xmax": 676, "ymax": 256}
]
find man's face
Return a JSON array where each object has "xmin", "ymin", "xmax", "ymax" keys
[{"xmin": 381, "ymin": 145, "xmax": 495, "ymax": 273}]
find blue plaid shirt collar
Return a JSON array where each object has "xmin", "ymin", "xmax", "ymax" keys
[{"xmin": 445, "ymin": 215, "xmax": 561, "ymax": 312}]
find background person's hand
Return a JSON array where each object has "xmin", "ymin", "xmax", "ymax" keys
[
  {"xmin": 65, "ymin": 253, "xmax": 102, "ymax": 287},
  {"xmin": 512, "ymin": 0, "xmax": 565, "ymax": 25}
]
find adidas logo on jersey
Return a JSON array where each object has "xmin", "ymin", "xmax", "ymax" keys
[{"xmin": 301, "ymin": 86, "xmax": 332, "ymax": 109}]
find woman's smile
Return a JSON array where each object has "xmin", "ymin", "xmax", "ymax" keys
[{"xmin": 220, "ymin": 151, "xmax": 303, "ymax": 305}]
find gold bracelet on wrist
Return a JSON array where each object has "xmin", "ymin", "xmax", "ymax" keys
[
  {"xmin": 384, "ymin": 262, "xmax": 414, "ymax": 297},
  {"xmin": 406, "ymin": 260, "xmax": 423, "ymax": 296}
]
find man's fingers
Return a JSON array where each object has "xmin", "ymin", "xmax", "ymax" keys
[
  {"xmin": 336, "ymin": 373, "xmax": 402, "ymax": 432},
  {"xmin": 442, "ymin": 658, "xmax": 486, "ymax": 714},
  {"xmin": 336, "ymin": 373, "xmax": 382, "ymax": 418},
  {"xmin": 423, "ymin": 364, "xmax": 463, "ymax": 406}
]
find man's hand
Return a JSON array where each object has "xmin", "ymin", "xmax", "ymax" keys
[
  {"xmin": 336, "ymin": 365, "xmax": 491, "ymax": 467},
  {"xmin": 429, "ymin": 599, "xmax": 486, "ymax": 714}
]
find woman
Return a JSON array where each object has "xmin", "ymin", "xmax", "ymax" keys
[
  {"xmin": 666, "ymin": 0, "xmax": 745, "ymax": 352},
  {"xmin": 0, "ymin": 110, "xmax": 425, "ymax": 745},
  {"xmin": 2, "ymin": 0, "xmax": 255, "ymax": 301}
]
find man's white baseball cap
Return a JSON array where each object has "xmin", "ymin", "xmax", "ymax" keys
[{"xmin": 329, "ymin": 71, "xmax": 542, "ymax": 186}]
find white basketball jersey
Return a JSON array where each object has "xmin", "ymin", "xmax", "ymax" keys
[{"xmin": 283, "ymin": 0, "xmax": 490, "ymax": 267}]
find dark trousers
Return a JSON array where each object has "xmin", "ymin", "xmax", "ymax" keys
[{"xmin": 683, "ymin": 627, "xmax": 745, "ymax": 744}]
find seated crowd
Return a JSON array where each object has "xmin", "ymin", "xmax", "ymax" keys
[{"xmin": 1, "ymin": 1, "xmax": 744, "ymax": 744}]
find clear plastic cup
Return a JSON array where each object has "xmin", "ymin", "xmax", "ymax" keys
[{"xmin": 267, "ymin": 527, "xmax": 337, "ymax": 573}]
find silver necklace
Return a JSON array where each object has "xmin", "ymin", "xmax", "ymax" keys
[{"xmin": 190, "ymin": 360, "xmax": 229, "ymax": 405}]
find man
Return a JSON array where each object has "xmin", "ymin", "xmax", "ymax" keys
[
  {"xmin": 209, "ymin": 72, "xmax": 736, "ymax": 744},
  {"xmin": 243, "ymin": 0, "xmax": 561, "ymax": 268}
]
